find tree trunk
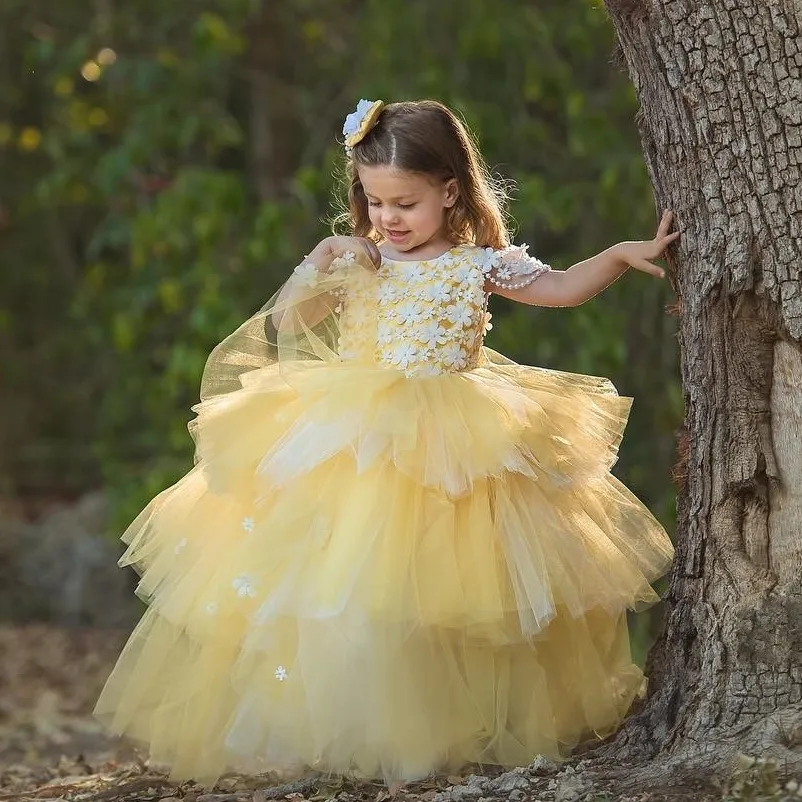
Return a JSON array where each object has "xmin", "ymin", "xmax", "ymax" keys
[
  {"xmin": 600, "ymin": 0, "xmax": 802, "ymax": 780},
  {"xmin": 247, "ymin": 1, "xmax": 301, "ymax": 202}
]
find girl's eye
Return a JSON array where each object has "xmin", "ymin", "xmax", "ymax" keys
[
  {"xmin": 368, "ymin": 201, "xmax": 381, "ymax": 208},
  {"xmin": 398, "ymin": 203, "xmax": 416, "ymax": 210}
]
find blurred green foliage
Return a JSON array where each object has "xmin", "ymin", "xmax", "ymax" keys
[{"xmin": 0, "ymin": 0, "xmax": 680, "ymax": 540}]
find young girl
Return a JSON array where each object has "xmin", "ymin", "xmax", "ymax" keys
[{"xmin": 95, "ymin": 99, "xmax": 677, "ymax": 788}]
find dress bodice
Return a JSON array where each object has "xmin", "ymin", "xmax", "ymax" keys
[
  {"xmin": 285, "ymin": 242, "xmax": 549, "ymax": 378},
  {"xmin": 336, "ymin": 247, "xmax": 491, "ymax": 376},
  {"xmin": 333, "ymin": 244, "xmax": 549, "ymax": 377}
]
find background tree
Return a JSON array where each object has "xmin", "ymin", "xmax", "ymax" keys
[{"xmin": 596, "ymin": 0, "xmax": 802, "ymax": 786}]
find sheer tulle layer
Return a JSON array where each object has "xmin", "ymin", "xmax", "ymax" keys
[{"xmin": 95, "ymin": 353, "xmax": 673, "ymax": 784}]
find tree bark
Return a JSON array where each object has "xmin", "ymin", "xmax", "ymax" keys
[{"xmin": 600, "ymin": 0, "xmax": 802, "ymax": 779}]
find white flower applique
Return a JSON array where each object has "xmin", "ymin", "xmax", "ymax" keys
[
  {"xmin": 327, "ymin": 250, "xmax": 357, "ymax": 279},
  {"xmin": 396, "ymin": 300, "xmax": 424, "ymax": 325},
  {"xmin": 422, "ymin": 279, "xmax": 451, "ymax": 305},
  {"xmin": 437, "ymin": 250, "xmax": 457, "ymax": 267},
  {"xmin": 376, "ymin": 321, "xmax": 395, "ymax": 346},
  {"xmin": 378, "ymin": 283, "xmax": 397, "ymax": 305},
  {"xmin": 441, "ymin": 342, "xmax": 469, "ymax": 369},
  {"xmin": 401, "ymin": 262, "xmax": 427, "ymax": 283},
  {"xmin": 475, "ymin": 247, "xmax": 500, "ymax": 275},
  {"xmin": 241, "ymin": 516, "xmax": 255, "ymax": 533},
  {"xmin": 205, "ymin": 601, "xmax": 219, "ymax": 616},
  {"xmin": 418, "ymin": 321, "xmax": 449, "ymax": 349},
  {"xmin": 483, "ymin": 311, "xmax": 493, "ymax": 333},
  {"xmin": 232, "ymin": 574, "xmax": 257, "ymax": 599},
  {"xmin": 275, "ymin": 665, "xmax": 289, "ymax": 682},
  {"xmin": 452, "ymin": 262, "xmax": 474, "ymax": 283},
  {"xmin": 339, "ymin": 250, "xmax": 356, "ymax": 265},
  {"xmin": 445, "ymin": 301, "xmax": 474, "ymax": 328},
  {"xmin": 386, "ymin": 342, "xmax": 420, "ymax": 369},
  {"xmin": 464, "ymin": 281, "xmax": 486, "ymax": 307},
  {"xmin": 292, "ymin": 262, "xmax": 319, "ymax": 288}
]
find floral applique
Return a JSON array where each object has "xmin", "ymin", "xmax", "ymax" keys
[{"xmin": 232, "ymin": 575, "xmax": 257, "ymax": 599}]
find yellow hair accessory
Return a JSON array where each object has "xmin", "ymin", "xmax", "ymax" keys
[{"xmin": 342, "ymin": 99, "xmax": 385, "ymax": 152}]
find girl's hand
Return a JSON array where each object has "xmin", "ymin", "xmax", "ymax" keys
[
  {"xmin": 324, "ymin": 236, "xmax": 381, "ymax": 270},
  {"xmin": 615, "ymin": 210, "xmax": 680, "ymax": 278}
]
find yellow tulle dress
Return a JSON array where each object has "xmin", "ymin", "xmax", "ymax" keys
[{"xmin": 94, "ymin": 244, "xmax": 673, "ymax": 785}]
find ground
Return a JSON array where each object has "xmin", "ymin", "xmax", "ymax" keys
[{"xmin": 0, "ymin": 625, "xmax": 760, "ymax": 802}]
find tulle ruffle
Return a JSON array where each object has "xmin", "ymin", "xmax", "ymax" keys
[{"xmin": 95, "ymin": 346, "xmax": 672, "ymax": 784}]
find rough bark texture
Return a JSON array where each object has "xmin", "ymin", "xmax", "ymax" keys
[{"xmin": 598, "ymin": 0, "xmax": 802, "ymax": 782}]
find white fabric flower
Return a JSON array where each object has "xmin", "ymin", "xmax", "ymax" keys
[
  {"xmin": 418, "ymin": 321, "xmax": 448, "ymax": 348},
  {"xmin": 292, "ymin": 262, "xmax": 319, "ymax": 288},
  {"xmin": 205, "ymin": 601, "xmax": 219, "ymax": 616},
  {"xmin": 396, "ymin": 300, "xmax": 423, "ymax": 325},
  {"xmin": 423, "ymin": 280, "xmax": 451, "ymax": 304},
  {"xmin": 453, "ymin": 263, "xmax": 475, "ymax": 283},
  {"xmin": 241, "ymin": 516, "xmax": 254, "ymax": 533},
  {"xmin": 475, "ymin": 247, "xmax": 500, "ymax": 274},
  {"xmin": 441, "ymin": 342, "xmax": 468, "ymax": 369},
  {"xmin": 275, "ymin": 665, "xmax": 289, "ymax": 681},
  {"xmin": 465, "ymin": 282, "xmax": 486, "ymax": 307},
  {"xmin": 386, "ymin": 342, "xmax": 419, "ymax": 369},
  {"xmin": 376, "ymin": 321, "xmax": 395, "ymax": 345},
  {"xmin": 340, "ymin": 250, "xmax": 356, "ymax": 264},
  {"xmin": 401, "ymin": 263, "xmax": 427, "ymax": 283},
  {"xmin": 445, "ymin": 301, "xmax": 474, "ymax": 328},
  {"xmin": 378, "ymin": 283, "xmax": 397, "ymax": 305},
  {"xmin": 483, "ymin": 311, "xmax": 493, "ymax": 333},
  {"xmin": 232, "ymin": 574, "xmax": 257, "ymax": 599}
]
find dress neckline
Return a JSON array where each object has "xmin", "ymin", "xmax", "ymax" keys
[{"xmin": 379, "ymin": 244, "xmax": 466, "ymax": 264}]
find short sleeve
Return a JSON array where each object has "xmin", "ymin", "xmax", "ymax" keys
[{"xmin": 481, "ymin": 244, "xmax": 551, "ymax": 291}]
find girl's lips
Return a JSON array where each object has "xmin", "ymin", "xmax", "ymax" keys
[{"xmin": 386, "ymin": 230, "xmax": 410, "ymax": 242}]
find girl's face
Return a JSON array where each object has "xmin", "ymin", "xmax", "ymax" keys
[{"xmin": 358, "ymin": 165, "xmax": 458, "ymax": 255}]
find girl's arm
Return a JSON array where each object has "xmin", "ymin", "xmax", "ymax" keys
[{"xmin": 492, "ymin": 211, "xmax": 680, "ymax": 308}]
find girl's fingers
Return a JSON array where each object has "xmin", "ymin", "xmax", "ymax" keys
[
  {"xmin": 637, "ymin": 259, "xmax": 665, "ymax": 278},
  {"xmin": 656, "ymin": 209, "xmax": 674, "ymax": 239},
  {"xmin": 358, "ymin": 238, "xmax": 381, "ymax": 268},
  {"xmin": 651, "ymin": 230, "xmax": 681, "ymax": 258}
]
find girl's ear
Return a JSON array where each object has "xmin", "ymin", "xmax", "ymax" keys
[{"xmin": 444, "ymin": 178, "xmax": 459, "ymax": 208}]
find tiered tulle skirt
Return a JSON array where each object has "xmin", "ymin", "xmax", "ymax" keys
[{"xmin": 94, "ymin": 351, "xmax": 673, "ymax": 784}]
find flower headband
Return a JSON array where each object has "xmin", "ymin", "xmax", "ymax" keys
[{"xmin": 342, "ymin": 99, "xmax": 385, "ymax": 154}]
